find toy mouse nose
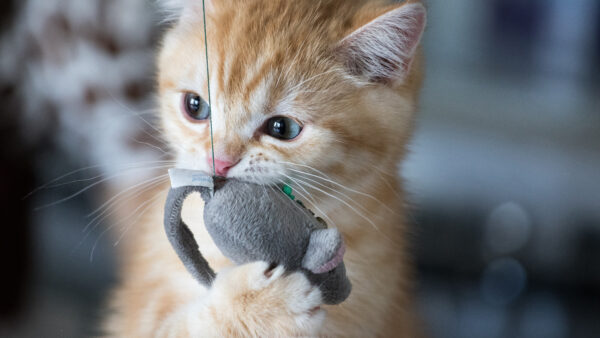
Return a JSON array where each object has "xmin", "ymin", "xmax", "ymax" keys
[{"xmin": 208, "ymin": 157, "xmax": 238, "ymax": 177}]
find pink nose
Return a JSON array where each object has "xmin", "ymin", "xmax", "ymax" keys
[{"xmin": 208, "ymin": 157, "xmax": 238, "ymax": 177}]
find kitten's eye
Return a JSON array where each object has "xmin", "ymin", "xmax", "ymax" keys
[
  {"xmin": 265, "ymin": 116, "xmax": 302, "ymax": 140},
  {"xmin": 182, "ymin": 92, "xmax": 210, "ymax": 121}
]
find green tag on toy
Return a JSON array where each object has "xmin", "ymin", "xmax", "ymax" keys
[{"xmin": 282, "ymin": 184, "xmax": 295, "ymax": 200}]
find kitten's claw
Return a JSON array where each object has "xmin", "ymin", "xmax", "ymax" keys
[{"xmin": 210, "ymin": 261, "xmax": 325, "ymax": 336}]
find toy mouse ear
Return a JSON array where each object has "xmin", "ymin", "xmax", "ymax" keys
[
  {"xmin": 335, "ymin": 2, "xmax": 426, "ymax": 84},
  {"xmin": 302, "ymin": 229, "xmax": 345, "ymax": 274}
]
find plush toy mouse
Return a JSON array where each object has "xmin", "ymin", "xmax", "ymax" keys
[{"xmin": 164, "ymin": 169, "xmax": 351, "ymax": 305}]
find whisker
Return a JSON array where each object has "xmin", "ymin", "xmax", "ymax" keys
[
  {"xmin": 291, "ymin": 176, "xmax": 382, "ymax": 233},
  {"xmin": 265, "ymin": 183, "xmax": 307, "ymax": 217},
  {"xmin": 135, "ymin": 126, "xmax": 172, "ymax": 149},
  {"xmin": 83, "ymin": 174, "xmax": 168, "ymax": 234},
  {"xmin": 24, "ymin": 159, "xmax": 177, "ymax": 199},
  {"xmin": 105, "ymin": 90, "xmax": 164, "ymax": 136},
  {"xmin": 86, "ymin": 170, "xmax": 170, "ymax": 219},
  {"xmin": 279, "ymin": 159, "xmax": 401, "ymax": 212},
  {"xmin": 288, "ymin": 173, "xmax": 372, "ymax": 216},
  {"xmin": 113, "ymin": 192, "xmax": 165, "ymax": 247},
  {"xmin": 343, "ymin": 151, "xmax": 399, "ymax": 173},
  {"xmin": 342, "ymin": 152, "xmax": 403, "ymax": 199},
  {"xmin": 46, "ymin": 172, "xmax": 107, "ymax": 189},
  {"xmin": 88, "ymin": 193, "xmax": 154, "ymax": 262},
  {"xmin": 287, "ymin": 168, "xmax": 397, "ymax": 215},
  {"xmin": 277, "ymin": 176, "xmax": 337, "ymax": 228},
  {"xmin": 95, "ymin": 93, "xmax": 175, "ymax": 151},
  {"xmin": 277, "ymin": 160, "xmax": 334, "ymax": 181},
  {"xmin": 45, "ymin": 161, "xmax": 175, "ymax": 190},
  {"xmin": 33, "ymin": 165, "xmax": 171, "ymax": 211},
  {"xmin": 129, "ymin": 109, "xmax": 160, "ymax": 117},
  {"xmin": 364, "ymin": 164, "xmax": 402, "ymax": 199},
  {"xmin": 72, "ymin": 176, "xmax": 168, "ymax": 257},
  {"xmin": 265, "ymin": 182, "xmax": 327, "ymax": 228},
  {"xmin": 128, "ymin": 137, "xmax": 169, "ymax": 155}
]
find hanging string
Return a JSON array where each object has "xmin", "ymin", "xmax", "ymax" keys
[{"xmin": 201, "ymin": 0, "xmax": 216, "ymax": 179}]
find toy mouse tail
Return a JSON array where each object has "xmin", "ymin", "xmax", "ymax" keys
[{"xmin": 164, "ymin": 186, "xmax": 216, "ymax": 286}]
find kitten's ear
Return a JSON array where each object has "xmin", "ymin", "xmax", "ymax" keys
[
  {"xmin": 336, "ymin": 3, "xmax": 426, "ymax": 83},
  {"xmin": 157, "ymin": 0, "xmax": 211, "ymax": 23}
]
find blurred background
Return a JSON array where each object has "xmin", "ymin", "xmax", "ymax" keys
[{"xmin": 1, "ymin": 0, "xmax": 599, "ymax": 337}]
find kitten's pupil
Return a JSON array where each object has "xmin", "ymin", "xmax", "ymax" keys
[
  {"xmin": 183, "ymin": 92, "xmax": 210, "ymax": 121},
  {"xmin": 272, "ymin": 119, "xmax": 285, "ymax": 135},
  {"xmin": 266, "ymin": 116, "xmax": 302, "ymax": 140},
  {"xmin": 188, "ymin": 94, "xmax": 200, "ymax": 111}
]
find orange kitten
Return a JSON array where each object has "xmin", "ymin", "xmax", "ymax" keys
[{"xmin": 105, "ymin": 0, "xmax": 426, "ymax": 336}]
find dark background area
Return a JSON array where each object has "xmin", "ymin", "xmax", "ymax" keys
[
  {"xmin": 0, "ymin": 0, "xmax": 33, "ymax": 326},
  {"xmin": 406, "ymin": 1, "xmax": 600, "ymax": 337},
  {"xmin": 1, "ymin": 1, "xmax": 599, "ymax": 337}
]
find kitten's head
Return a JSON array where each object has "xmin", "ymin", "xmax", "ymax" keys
[{"xmin": 158, "ymin": 0, "xmax": 425, "ymax": 188}]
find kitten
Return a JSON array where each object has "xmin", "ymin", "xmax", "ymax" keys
[{"xmin": 105, "ymin": 0, "xmax": 426, "ymax": 336}]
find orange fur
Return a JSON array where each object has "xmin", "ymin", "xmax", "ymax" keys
[{"xmin": 105, "ymin": 0, "xmax": 426, "ymax": 336}]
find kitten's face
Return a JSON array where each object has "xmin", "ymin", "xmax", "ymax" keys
[{"xmin": 158, "ymin": 0, "xmax": 425, "ymax": 188}]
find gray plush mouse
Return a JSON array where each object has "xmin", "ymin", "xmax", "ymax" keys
[{"xmin": 164, "ymin": 169, "xmax": 351, "ymax": 305}]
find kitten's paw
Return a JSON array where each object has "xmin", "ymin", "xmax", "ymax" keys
[
  {"xmin": 211, "ymin": 261, "xmax": 325, "ymax": 336},
  {"xmin": 249, "ymin": 262, "xmax": 326, "ymax": 332}
]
